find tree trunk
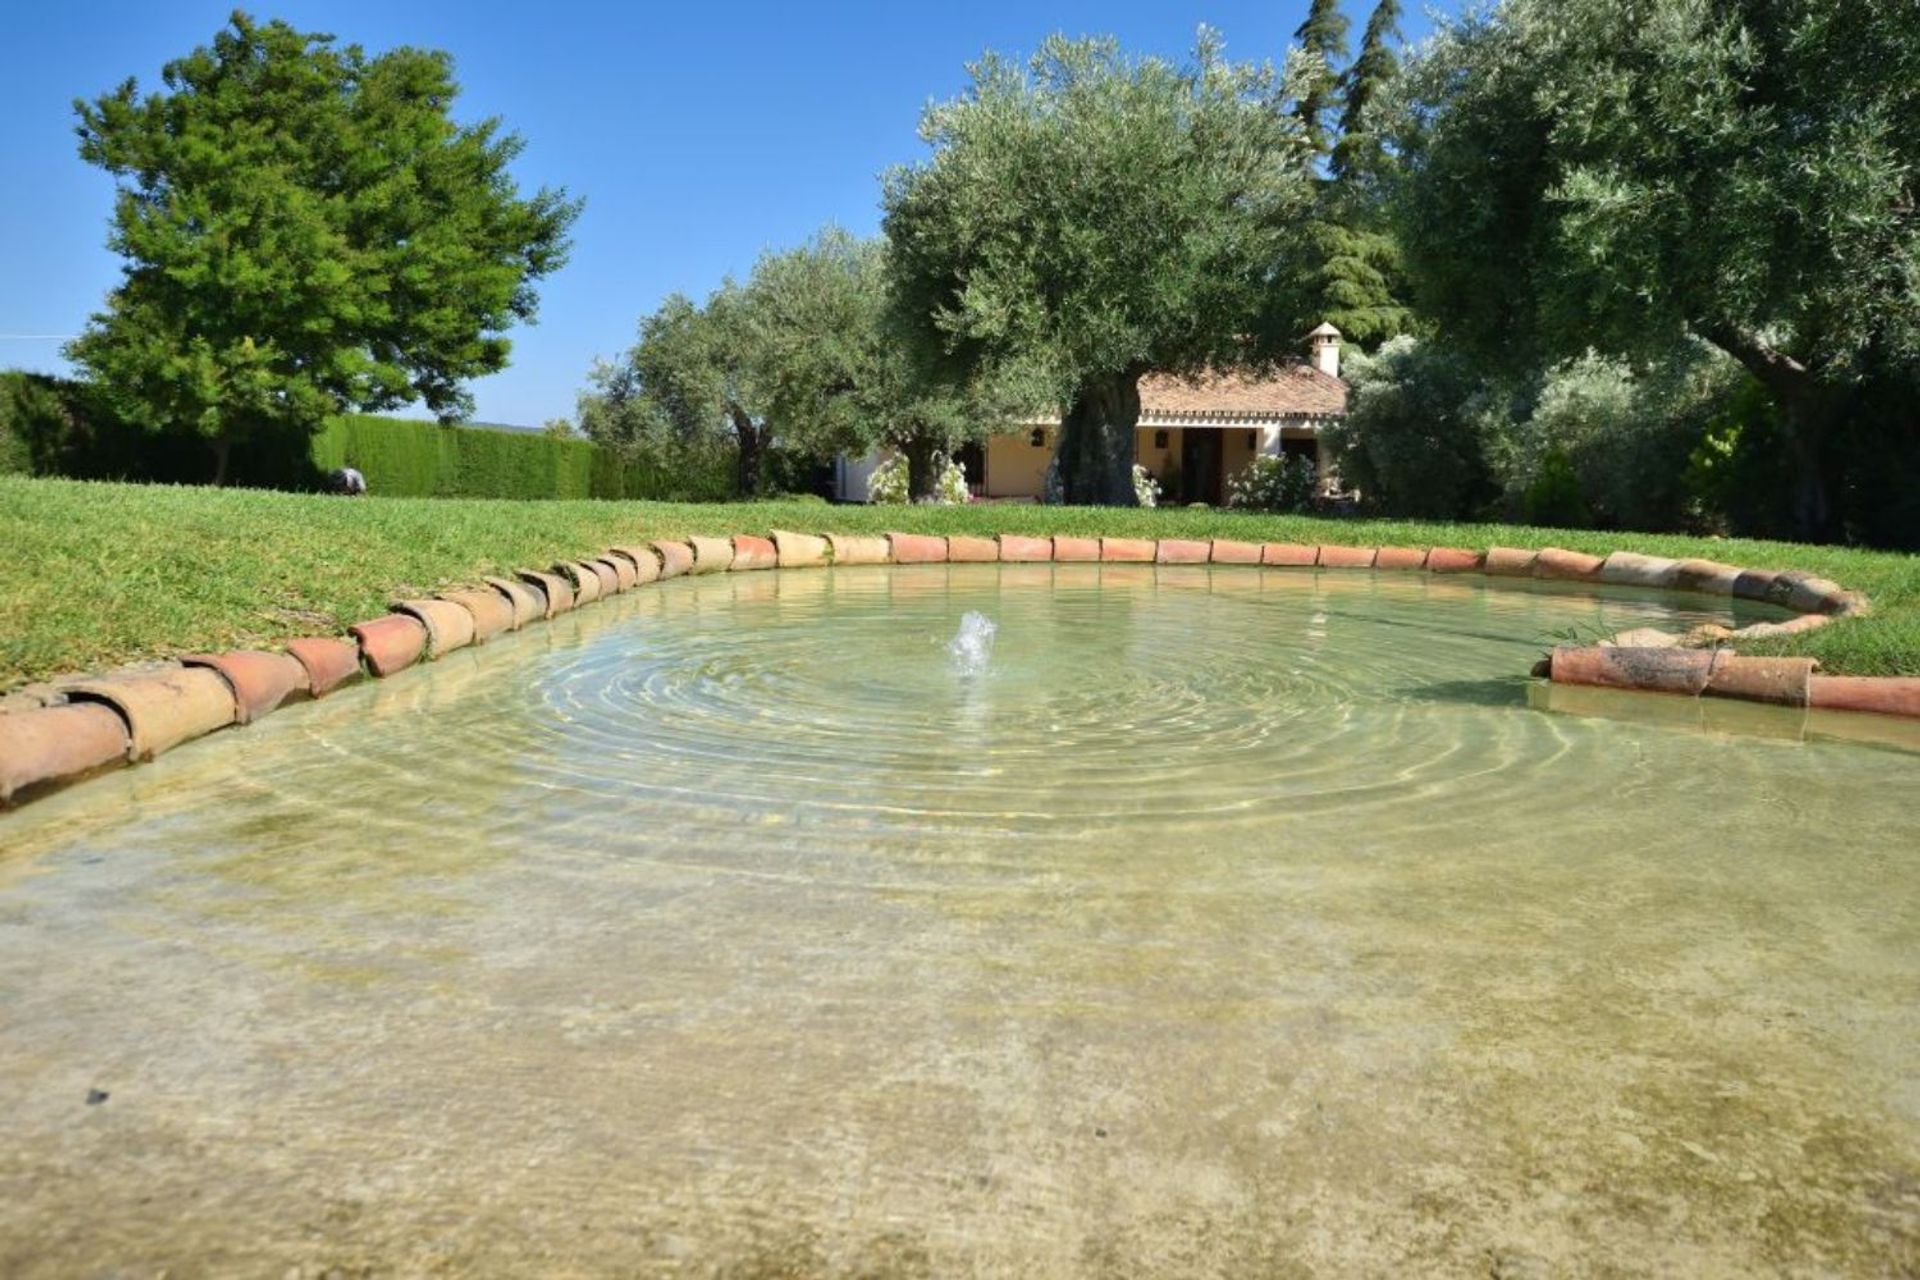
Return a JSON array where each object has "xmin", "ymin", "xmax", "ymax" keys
[
  {"xmin": 210, "ymin": 437, "xmax": 232, "ymax": 488},
  {"xmin": 1056, "ymin": 370, "xmax": 1143, "ymax": 506},
  {"xmin": 1699, "ymin": 325, "xmax": 1838, "ymax": 540},
  {"xmin": 729, "ymin": 405, "xmax": 763, "ymax": 498},
  {"xmin": 903, "ymin": 435, "xmax": 939, "ymax": 501}
]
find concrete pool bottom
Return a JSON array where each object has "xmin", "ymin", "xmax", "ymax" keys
[{"xmin": 0, "ymin": 567, "xmax": 1916, "ymax": 1276}]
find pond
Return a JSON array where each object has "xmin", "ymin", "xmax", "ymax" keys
[{"xmin": 1, "ymin": 565, "xmax": 1915, "ymax": 1275}]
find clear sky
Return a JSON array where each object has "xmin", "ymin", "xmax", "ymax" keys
[{"xmin": 0, "ymin": 1, "xmax": 1452, "ymax": 427}]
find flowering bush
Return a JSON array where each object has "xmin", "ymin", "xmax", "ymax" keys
[
  {"xmin": 867, "ymin": 452, "xmax": 971, "ymax": 505},
  {"xmin": 1132, "ymin": 463, "xmax": 1161, "ymax": 508},
  {"xmin": 868, "ymin": 453, "xmax": 910, "ymax": 504},
  {"xmin": 1227, "ymin": 453, "xmax": 1317, "ymax": 512},
  {"xmin": 929, "ymin": 454, "xmax": 970, "ymax": 504}
]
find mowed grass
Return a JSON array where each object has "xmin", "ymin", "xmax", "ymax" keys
[{"xmin": 2, "ymin": 473, "xmax": 1915, "ymax": 689}]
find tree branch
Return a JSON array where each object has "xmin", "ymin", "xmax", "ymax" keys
[{"xmin": 1697, "ymin": 323, "xmax": 1810, "ymax": 401}]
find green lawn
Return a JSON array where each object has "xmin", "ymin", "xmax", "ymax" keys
[{"xmin": 2, "ymin": 474, "xmax": 1915, "ymax": 690}]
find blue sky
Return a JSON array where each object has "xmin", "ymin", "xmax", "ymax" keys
[{"xmin": 0, "ymin": 1, "xmax": 1452, "ymax": 426}]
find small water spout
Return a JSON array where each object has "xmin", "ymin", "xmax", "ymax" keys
[{"xmin": 948, "ymin": 611, "xmax": 998, "ymax": 676}]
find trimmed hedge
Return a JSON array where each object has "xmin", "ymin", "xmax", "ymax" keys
[
  {"xmin": 0, "ymin": 372, "xmax": 736, "ymax": 501},
  {"xmin": 312, "ymin": 414, "xmax": 596, "ymax": 499}
]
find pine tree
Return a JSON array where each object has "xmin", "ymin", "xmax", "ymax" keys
[
  {"xmin": 1291, "ymin": 0, "xmax": 1352, "ymax": 159},
  {"xmin": 1286, "ymin": 0, "xmax": 1413, "ymax": 348},
  {"xmin": 1332, "ymin": 0, "xmax": 1404, "ymax": 183}
]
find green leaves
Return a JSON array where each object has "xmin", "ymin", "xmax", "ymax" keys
[
  {"xmin": 884, "ymin": 33, "xmax": 1315, "ymax": 402},
  {"xmin": 67, "ymin": 13, "xmax": 579, "ymax": 481}
]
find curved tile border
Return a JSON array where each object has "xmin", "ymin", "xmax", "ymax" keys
[{"xmin": 0, "ymin": 535, "xmax": 1904, "ymax": 808}]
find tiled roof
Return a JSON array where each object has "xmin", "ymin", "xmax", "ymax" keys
[{"xmin": 1138, "ymin": 360, "xmax": 1347, "ymax": 420}]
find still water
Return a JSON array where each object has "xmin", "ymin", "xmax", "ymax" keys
[{"xmin": 1, "ymin": 565, "xmax": 1915, "ymax": 1276}]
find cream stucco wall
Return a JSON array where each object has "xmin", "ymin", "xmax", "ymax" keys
[
  {"xmin": 985, "ymin": 430, "xmax": 1052, "ymax": 499},
  {"xmin": 1135, "ymin": 427, "xmax": 1180, "ymax": 485},
  {"xmin": 975, "ymin": 420, "xmax": 1329, "ymax": 500}
]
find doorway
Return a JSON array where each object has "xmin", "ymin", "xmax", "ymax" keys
[{"xmin": 1180, "ymin": 430, "xmax": 1222, "ymax": 505}]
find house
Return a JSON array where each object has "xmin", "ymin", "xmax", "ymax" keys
[{"xmin": 832, "ymin": 324, "xmax": 1347, "ymax": 503}]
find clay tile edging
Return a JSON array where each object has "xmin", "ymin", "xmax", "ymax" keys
[
  {"xmin": 1052, "ymin": 536, "xmax": 1100, "ymax": 563},
  {"xmin": 394, "ymin": 599, "xmax": 477, "ymax": 657},
  {"xmin": 518, "ymin": 569, "xmax": 574, "ymax": 618},
  {"xmin": 1425, "ymin": 547, "xmax": 1483, "ymax": 574},
  {"xmin": 770, "ymin": 530, "xmax": 829, "ymax": 568},
  {"xmin": 1732, "ymin": 569, "xmax": 1779, "ymax": 602},
  {"xmin": 1596, "ymin": 551, "xmax": 1680, "ymax": 589},
  {"xmin": 484, "ymin": 577, "xmax": 543, "ymax": 629},
  {"xmin": 0, "ymin": 703, "xmax": 130, "ymax": 804},
  {"xmin": 1549, "ymin": 645, "xmax": 1720, "ymax": 697},
  {"xmin": 182, "ymin": 650, "xmax": 310, "ymax": 724},
  {"xmin": 1534, "ymin": 547, "xmax": 1604, "ymax": 581},
  {"xmin": 889, "ymin": 533, "xmax": 949, "ymax": 564},
  {"xmin": 1483, "ymin": 546, "xmax": 1538, "ymax": 577},
  {"xmin": 826, "ymin": 534, "xmax": 890, "ymax": 565},
  {"xmin": 66, "ymin": 667, "xmax": 238, "ymax": 762},
  {"xmin": 1703, "ymin": 655, "xmax": 1818, "ymax": 707},
  {"xmin": 998, "ymin": 535, "xmax": 1053, "ymax": 563},
  {"xmin": 1809, "ymin": 676, "xmax": 1920, "ymax": 719},
  {"xmin": 651, "ymin": 540, "xmax": 696, "ymax": 578},
  {"xmin": 1674, "ymin": 559, "xmax": 1741, "ymax": 595},
  {"xmin": 731, "ymin": 534, "xmax": 778, "ymax": 571},
  {"xmin": 1261, "ymin": 542, "xmax": 1316, "ymax": 567},
  {"xmin": 440, "ymin": 588, "xmax": 515, "ymax": 642},
  {"xmin": 1210, "ymin": 539, "xmax": 1262, "ymax": 565},
  {"xmin": 1318, "ymin": 544, "xmax": 1377, "ymax": 570},
  {"xmin": 600, "ymin": 555, "xmax": 639, "ymax": 592},
  {"xmin": 286, "ymin": 636, "xmax": 364, "ymax": 697},
  {"xmin": 607, "ymin": 546, "xmax": 663, "ymax": 584},
  {"xmin": 558, "ymin": 561, "xmax": 603, "ymax": 604},
  {"xmin": 585, "ymin": 559, "xmax": 622, "ymax": 596},
  {"xmin": 1156, "ymin": 539, "xmax": 1210, "ymax": 565},
  {"xmin": 947, "ymin": 535, "xmax": 999, "ymax": 563},
  {"xmin": 351, "ymin": 613, "xmax": 429, "ymax": 678},
  {"xmin": 688, "ymin": 536, "xmax": 734, "ymax": 574},
  {"xmin": 1374, "ymin": 546, "xmax": 1425, "ymax": 571},
  {"xmin": 1101, "ymin": 538, "xmax": 1155, "ymax": 563}
]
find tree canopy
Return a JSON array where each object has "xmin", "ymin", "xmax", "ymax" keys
[
  {"xmin": 582, "ymin": 227, "xmax": 1022, "ymax": 500},
  {"xmin": 66, "ymin": 12, "xmax": 578, "ymax": 483},
  {"xmin": 884, "ymin": 32, "xmax": 1314, "ymax": 504},
  {"xmin": 1392, "ymin": 0, "xmax": 1920, "ymax": 540}
]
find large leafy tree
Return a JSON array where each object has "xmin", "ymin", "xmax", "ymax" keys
[
  {"xmin": 584, "ymin": 228, "xmax": 1021, "ymax": 500},
  {"xmin": 67, "ymin": 13, "xmax": 578, "ymax": 484},
  {"xmin": 885, "ymin": 33, "xmax": 1314, "ymax": 505},
  {"xmin": 748, "ymin": 230, "xmax": 1024, "ymax": 498},
  {"xmin": 1393, "ymin": 0, "xmax": 1920, "ymax": 541},
  {"xmin": 587, "ymin": 286, "xmax": 770, "ymax": 497}
]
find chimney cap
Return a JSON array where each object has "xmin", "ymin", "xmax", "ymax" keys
[{"xmin": 1307, "ymin": 322, "xmax": 1343, "ymax": 339}]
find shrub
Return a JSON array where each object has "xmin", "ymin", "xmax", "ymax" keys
[
  {"xmin": 1226, "ymin": 454, "xmax": 1317, "ymax": 512},
  {"xmin": 1132, "ymin": 463, "xmax": 1161, "ymax": 508},
  {"xmin": 868, "ymin": 451, "xmax": 970, "ymax": 504},
  {"xmin": 868, "ymin": 454, "xmax": 910, "ymax": 504},
  {"xmin": 1323, "ymin": 337, "xmax": 1508, "ymax": 519},
  {"xmin": 928, "ymin": 454, "xmax": 971, "ymax": 504}
]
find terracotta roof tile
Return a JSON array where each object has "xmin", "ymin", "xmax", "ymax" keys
[{"xmin": 1138, "ymin": 360, "xmax": 1347, "ymax": 420}]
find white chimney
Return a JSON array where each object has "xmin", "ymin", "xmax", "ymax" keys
[{"xmin": 1308, "ymin": 322, "xmax": 1343, "ymax": 379}]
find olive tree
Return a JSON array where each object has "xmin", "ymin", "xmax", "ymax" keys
[
  {"xmin": 1393, "ymin": 0, "xmax": 1920, "ymax": 541},
  {"xmin": 67, "ymin": 13, "xmax": 578, "ymax": 485},
  {"xmin": 586, "ymin": 228, "xmax": 1023, "ymax": 500},
  {"xmin": 884, "ymin": 32, "xmax": 1315, "ymax": 505}
]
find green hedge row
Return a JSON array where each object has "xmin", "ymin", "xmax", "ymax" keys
[
  {"xmin": 0, "ymin": 373, "xmax": 736, "ymax": 502},
  {"xmin": 312, "ymin": 414, "xmax": 596, "ymax": 498}
]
